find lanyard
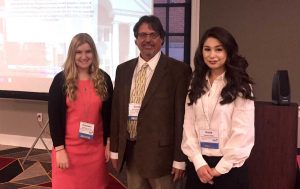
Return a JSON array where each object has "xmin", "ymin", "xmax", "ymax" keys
[
  {"xmin": 200, "ymin": 84, "xmax": 221, "ymax": 129},
  {"xmin": 81, "ymin": 80, "xmax": 91, "ymax": 122}
]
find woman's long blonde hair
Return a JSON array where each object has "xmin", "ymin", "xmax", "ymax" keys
[{"xmin": 63, "ymin": 33, "xmax": 108, "ymax": 101}]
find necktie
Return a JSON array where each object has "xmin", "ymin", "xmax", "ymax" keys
[{"xmin": 127, "ymin": 63, "xmax": 148, "ymax": 139}]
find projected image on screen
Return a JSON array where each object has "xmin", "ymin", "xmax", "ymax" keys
[{"xmin": 0, "ymin": 0, "xmax": 153, "ymax": 94}]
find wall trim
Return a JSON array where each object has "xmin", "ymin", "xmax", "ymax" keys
[
  {"xmin": 0, "ymin": 134, "xmax": 52, "ymax": 149},
  {"xmin": 190, "ymin": 0, "xmax": 200, "ymax": 71}
]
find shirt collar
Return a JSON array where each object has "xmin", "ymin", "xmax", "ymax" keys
[
  {"xmin": 205, "ymin": 71, "xmax": 226, "ymax": 81},
  {"xmin": 205, "ymin": 71, "xmax": 226, "ymax": 87},
  {"xmin": 137, "ymin": 51, "xmax": 161, "ymax": 71}
]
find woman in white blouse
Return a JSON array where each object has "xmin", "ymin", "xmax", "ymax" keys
[{"xmin": 181, "ymin": 26, "xmax": 255, "ymax": 189}]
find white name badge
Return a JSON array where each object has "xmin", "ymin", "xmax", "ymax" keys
[
  {"xmin": 79, "ymin": 121, "xmax": 95, "ymax": 140},
  {"xmin": 128, "ymin": 103, "xmax": 141, "ymax": 121},
  {"xmin": 200, "ymin": 129, "xmax": 219, "ymax": 149}
]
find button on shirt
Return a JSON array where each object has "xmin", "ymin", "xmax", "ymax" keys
[{"xmin": 181, "ymin": 72, "xmax": 255, "ymax": 174}]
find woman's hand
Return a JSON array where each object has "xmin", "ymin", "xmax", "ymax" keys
[
  {"xmin": 55, "ymin": 149, "xmax": 69, "ymax": 169},
  {"xmin": 210, "ymin": 168, "xmax": 221, "ymax": 177},
  {"xmin": 196, "ymin": 165, "xmax": 214, "ymax": 184},
  {"xmin": 105, "ymin": 144, "xmax": 110, "ymax": 163}
]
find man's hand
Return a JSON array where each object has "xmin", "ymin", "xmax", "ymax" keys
[
  {"xmin": 56, "ymin": 149, "xmax": 69, "ymax": 169},
  {"xmin": 111, "ymin": 158, "xmax": 118, "ymax": 171},
  {"xmin": 171, "ymin": 167, "xmax": 185, "ymax": 182}
]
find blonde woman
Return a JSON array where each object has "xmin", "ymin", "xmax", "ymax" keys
[{"xmin": 48, "ymin": 33, "xmax": 113, "ymax": 189}]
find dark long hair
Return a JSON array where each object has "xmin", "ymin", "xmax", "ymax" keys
[{"xmin": 188, "ymin": 26, "xmax": 254, "ymax": 105}]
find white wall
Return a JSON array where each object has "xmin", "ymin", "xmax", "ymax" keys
[{"xmin": 0, "ymin": 98, "xmax": 52, "ymax": 149}]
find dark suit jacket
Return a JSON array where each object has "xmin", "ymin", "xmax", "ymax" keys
[{"xmin": 110, "ymin": 53, "xmax": 191, "ymax": 178}]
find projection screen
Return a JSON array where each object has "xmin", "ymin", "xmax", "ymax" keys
[{"xmin": 0, "ymin": 0, "xmax": 153, "ymax": 100}]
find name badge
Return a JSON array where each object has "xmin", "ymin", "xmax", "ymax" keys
[
  {"xmin": 200, "ymin": 129, "xmax": 219, "ymax": 149},
  {"xmin": 128, "ymin": 103, "xmax": 141, "ymax": 121},
  {"xmin": 79, "ymin": 121, "xmax": 95, "ymax": 140}
]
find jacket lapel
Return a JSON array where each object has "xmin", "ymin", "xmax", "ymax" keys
[
  {"xmin": 141, "ymin": 54, "xmax": 168, "ymax": 110},
  {"xmin": 124, "ymin": 59, "xmax": 138, "ymax": 107}
]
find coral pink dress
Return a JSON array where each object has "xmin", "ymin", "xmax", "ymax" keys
[{"xmin": 52, "ymin": 80, "xmax": 108, "ymax": 189}]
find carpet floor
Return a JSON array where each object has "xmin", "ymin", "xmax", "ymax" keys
[
  {"xmin": 0, "ymin": 145, "xmax": 127, "ymax": 189},
  {"xmin": 1, "ymin": 144, "xmax": 300, "ymax": 189}
]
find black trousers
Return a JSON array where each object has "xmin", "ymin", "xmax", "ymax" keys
[{"xmin": 185, "ymin": 156, "xmax": 249, "ymax": 189}]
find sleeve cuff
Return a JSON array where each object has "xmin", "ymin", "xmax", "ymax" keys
[
  {"xmin": 192, "ymin": 153, "xmax": 207, "ymax": 171},
  {"xmin": 173, "ymin": 161, "xmax": 186, "ymax": 170},
  {"xmin": 110, "ymin": 152, "xmax": 118, "ymax": 159},
  {"xmin": 215, "ymin": 158, "xmax": 233, "ymax": 174},
  {"xmin": 54, "ymin": 145, "xmax": 64, "ymax": 151}
]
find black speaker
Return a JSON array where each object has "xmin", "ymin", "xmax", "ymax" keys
[{"xmin": 272, "ymin": 70, "xmax": 290, "ymax": 105}]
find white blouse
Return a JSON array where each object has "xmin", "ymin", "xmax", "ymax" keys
[{"xmin": 181, "ymin": 73, "xmax": 255, "ymax": 174}]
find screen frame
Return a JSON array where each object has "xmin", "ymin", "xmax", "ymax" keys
[{"xmin": 0, "ymin": 90, "xmax": 48, "ymax": 101}]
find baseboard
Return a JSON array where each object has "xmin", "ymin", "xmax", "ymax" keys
[{"xmin": 0, "ymin": 134, "xmax": 53, "ymax": 149}]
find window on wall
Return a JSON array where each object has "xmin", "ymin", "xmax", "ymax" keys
[{"xmin": 154, "ymin": 0, "xmax": 191, "ymax": 64}]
